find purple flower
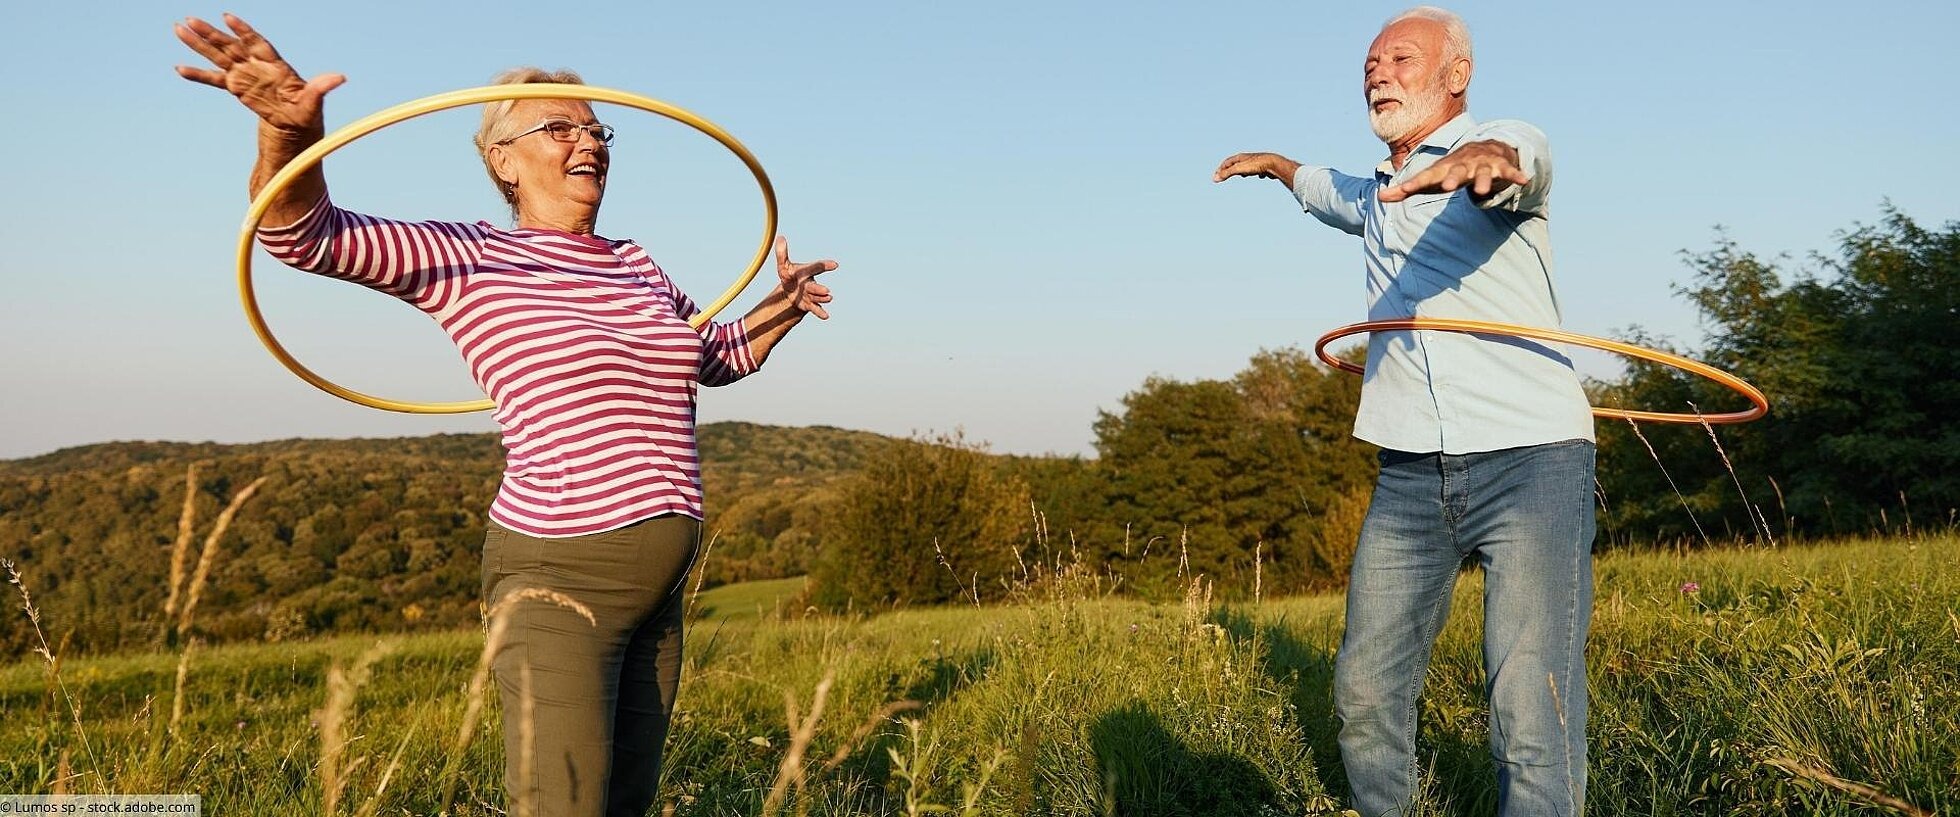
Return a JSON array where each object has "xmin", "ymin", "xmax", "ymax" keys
[{"xmin": 1680, "ymin": 582, "xmax": 1701, "ymax": 595}]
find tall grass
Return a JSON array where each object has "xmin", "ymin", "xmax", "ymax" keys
[{"xmin": 3, "ymin": 530, "xmax": 1955, "ymax": 815}]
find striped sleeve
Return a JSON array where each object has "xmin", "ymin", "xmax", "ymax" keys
[
  {"xmin": 652, "ymin": 264, "xmax": 760, "ymax": 387},
  {"xmin": 254, "ymin": 194, "xmax": 488, "ymax": 311}
]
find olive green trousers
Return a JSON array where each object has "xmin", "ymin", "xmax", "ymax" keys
[{"xmin": 481, "ymin": 513, "xmax": 701, "ymax": 817}]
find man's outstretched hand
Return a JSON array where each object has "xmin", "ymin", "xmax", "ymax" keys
[
  {"xmin": 1213, "ymin": 152, "xmax": 1303, "ymax": 186},
  {"xmin": 1378, "ymin": 140, "xmax": 1527, "ymax": 202}
]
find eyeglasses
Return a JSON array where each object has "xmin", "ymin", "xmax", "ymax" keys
[{"xmin": 498, "ymin": 119, "xmax": 616, "ymax": 147}]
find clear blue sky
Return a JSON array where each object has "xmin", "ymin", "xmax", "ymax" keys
[{"xmin": 3, "ymin": 0, "xmax": 1955, "ymax": 460}]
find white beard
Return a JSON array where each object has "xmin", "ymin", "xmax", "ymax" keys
[{"xmin": 1368, "ymin": 87, "xmax": 1446, "ymax": 144}]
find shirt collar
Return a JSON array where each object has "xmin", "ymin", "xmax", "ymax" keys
[
  {"xmin": 1421, "ymin": 111, "xmax": 1478, "ymax": 152},
  {"xmin": 1376, "ymin": 111, "xmax": 1479, "ymax": 178}
]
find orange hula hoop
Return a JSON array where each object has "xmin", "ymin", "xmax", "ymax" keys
[{"xmin": 1313, "ymin": 318, "xmax": 1770, "ymax": 425}]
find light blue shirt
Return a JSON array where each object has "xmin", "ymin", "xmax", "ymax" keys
[{"xmin": 1291, "ymin": 113, "xmax": 1594, "ymax": 454}]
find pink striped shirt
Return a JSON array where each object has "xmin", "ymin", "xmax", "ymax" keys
[{"xmin": 258, "ymin": 196, "xmax": 758, "ymax": 537}]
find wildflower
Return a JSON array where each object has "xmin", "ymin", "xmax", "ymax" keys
[{"xmin": 1680, "ymin": 582, "xmax": 1701, "ymax": 595}]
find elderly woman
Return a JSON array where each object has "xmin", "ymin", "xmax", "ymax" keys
[{"xmin": 174, "ymin": 14, "xmax": 837, "ymax": 816}]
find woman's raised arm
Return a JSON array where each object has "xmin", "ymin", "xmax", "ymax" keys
[{"xmin": 174, "ymin": 13, "xmax": 345, "ymax": 227}]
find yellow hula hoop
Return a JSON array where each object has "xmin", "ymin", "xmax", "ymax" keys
[
  {"xmin": 236, "ymin": 84, "xmax": 778, "ymax": 414},
  {"xmin": 1313, "ymin": 318, "xmax": 1770, "ymax": 425}
]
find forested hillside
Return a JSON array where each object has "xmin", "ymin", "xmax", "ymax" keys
[{"xmin": 0, "ymin": 423, "xmax": 887, "ymax": 655}]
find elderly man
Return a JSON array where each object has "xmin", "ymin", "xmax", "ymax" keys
[{"xmin": 1215, "ymin": 6, "xmax": 1595, "ymax": 817}]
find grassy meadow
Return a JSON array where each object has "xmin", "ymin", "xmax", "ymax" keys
[{"xmin": 2, "ymin": 535, "xmax": 1956, "ymax": 816}]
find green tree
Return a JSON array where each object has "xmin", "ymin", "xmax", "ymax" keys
[
  {"xmin": 1597, "ymin": 208, "xmax": 1960, "ymax": 543},
  {"xmin": 1091, "ymin": 348, "xmax": 1373, "ymax": 598},
  {"xmin": 810, "ymin": 434, "xmax": 1032, "ymax": 609}
]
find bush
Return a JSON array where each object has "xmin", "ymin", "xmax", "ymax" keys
[{"xmin": 810, "ymin": 433, "xmax": 1031, "ymax": 609}]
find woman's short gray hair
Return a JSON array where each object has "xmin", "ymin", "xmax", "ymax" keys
[
  {"xmin": 473, "ymin": 67, "xmax": 585, "ymax": 214},
  {"xmin": 1386, "ymin": 6, "xmax": 1472, "ymax": 65}
]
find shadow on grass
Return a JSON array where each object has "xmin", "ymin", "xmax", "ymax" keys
[
  {"xmin": 900, "ymin": 647, "xmax": 998, "ymax": 706},
  {"xmin": 1089, "ymin": 700, "xmax": 1279, "ymax": 817},
  {"xmin": 1218, "ymin": 607, "xmax": 1501, "ymax": 816},
  {"xmin": 1214, "ymin": 608, "xmax": 1349, "ymax": 804}
]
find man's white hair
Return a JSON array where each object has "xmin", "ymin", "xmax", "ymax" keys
[{"xmin": 1385, "ymin": 6, "xmax": 1472, "ymax": 65}]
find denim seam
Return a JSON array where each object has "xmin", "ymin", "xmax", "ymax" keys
[
  {"xmin": 1453, "ymin": 455, "xmax": 1473, "ymax": 558},
  {"xmin": 1559, "ymin": 483, "xmax": 1583, "ymax": 817},
  {"xmin": 1439, "ymin": 455, "xmax": 1460, "ymax": 551},
  {"xmin": 1404, "ymin": 564, "xmax": 1453, "ymax": 807}
]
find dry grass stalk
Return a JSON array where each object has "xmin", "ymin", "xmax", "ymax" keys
[
  {"xmin": 353, "ymin": 719, "xmax": 421, "ymax": 817},
  {"xmin": 169, "ymin": 638, "xmax": 197, "ymax": 735},
  {"xmin": 438, "ymin": 587, "xmax": 595, "ymax": 816},
  {"xmin": 6, "ymin": 558, "xmax": 99, "ymax": 792},
  {"xmin": 686, "ymin": 529, "xmax": 721, "ymax": 620},
  {"xmin": 1625, "ymin": 418, "xmax": 1712, "ymax": 547},
  {"xmin": 818, "ymin": 700, "xmax": 925, "ymax": 774},
  {"xmin": 933, "ymin": 539, "xmax": 982, "ymax": 608},
  {"xmin": 1765, "ymin": 757, "xmax": 1933, "ymax": 817},
  {"xmin": 1547, "ymin": 672, "xmax": 1580, "ymax": 812},
  {"xmin": 161, "ymin": 462, "xmax": 199, "ymax": 625},
  {"xmin": 1692, "ymin": 407, "xmax": 1778, "ymax": 546},
  {"xmin": 1253, "ymin": 541, "xmax": 1264, "ymax": 606},
  {"xmin": 316, "ymin": 640, "xmax": 393, "ymax": 817},
  {"xmin": 761, "ymin": 669, "xmax": 837, "ymax": 817},
  {"xmin": 178, "ymin": 475, "xmax": 269, "ymax": 639},
  {"xmin": 1016, "ymin": 500, "xmax": 1037, "ymax": 581},
  {"xmin": 52, "ymin": 750, "xmax": 72, "ymax": 795},
  {"xmin": 1767, "ymin": 475, "xmax": 1792, "ymax": 532},
  {"xmin": 1180, "ymin": 574, "xmax": 1213, "ymax": 630}
]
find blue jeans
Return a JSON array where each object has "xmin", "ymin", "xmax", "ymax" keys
[{"xmin": 1334, "ymin": 440, "xmax": 1596, "ymax": 817}]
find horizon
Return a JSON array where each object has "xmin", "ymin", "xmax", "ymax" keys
[
  {"xmin": 6, "ymin": 0, "xmax": 1957, "ymax": 460},
  {"xmin": 0, "ymin": 419, "xmax": 933, "ymax": 463}
]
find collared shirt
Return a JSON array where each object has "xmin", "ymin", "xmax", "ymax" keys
[{"xmin": 1291, "ymin": 112, "xmax": 1594, "ymax": 454}]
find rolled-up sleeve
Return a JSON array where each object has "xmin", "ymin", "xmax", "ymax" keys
[
  {"xmin": 1292, "ymin": 166, "xmax": 1374, "ymax": 236},
  {"xmin": 666, "ymin": 286, "xmax": 760, "ymax": 387},
  {"xmin": 694, "ymin": 318, "xmax": 758, "ymax": 387}
]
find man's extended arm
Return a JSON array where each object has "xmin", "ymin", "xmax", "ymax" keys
[
  {"xmin": 1214, "ymin": 151, "xmax": 1372, "ymax": 236},
  {"xmin": 1378, "ymin": 121, "xmax": 1551, "ymax": 215}
]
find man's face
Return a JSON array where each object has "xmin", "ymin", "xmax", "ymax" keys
[{"xmin": 1363, "ymin": 19, "xmax": 1456, "ymax": 145}]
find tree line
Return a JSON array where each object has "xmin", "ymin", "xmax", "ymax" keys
[
  {"xmin": 3, "ymin": 209, "xmax": 1953, "ymax": 651},
  {"xmin": 813, "ymin": 209, "xmax": 1959, "ymax": 607}
]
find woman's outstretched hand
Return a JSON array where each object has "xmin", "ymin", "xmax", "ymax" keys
[
  {"xmin": 174, "ymin": 13, "xmax": 343, "ymax": 132},
  {"xmin": 774, "ymin": 236, "xmax": 838, "ymax": 320}
]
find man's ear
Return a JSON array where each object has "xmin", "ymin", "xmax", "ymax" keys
[{"xmin": 1448, "ymin": 57, "xmax": 1473, "ymax": 96}]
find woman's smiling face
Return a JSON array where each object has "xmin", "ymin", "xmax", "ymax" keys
[{"xmin": 489, "ymin": 99, "xmax": 613, "ymax": 225}]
